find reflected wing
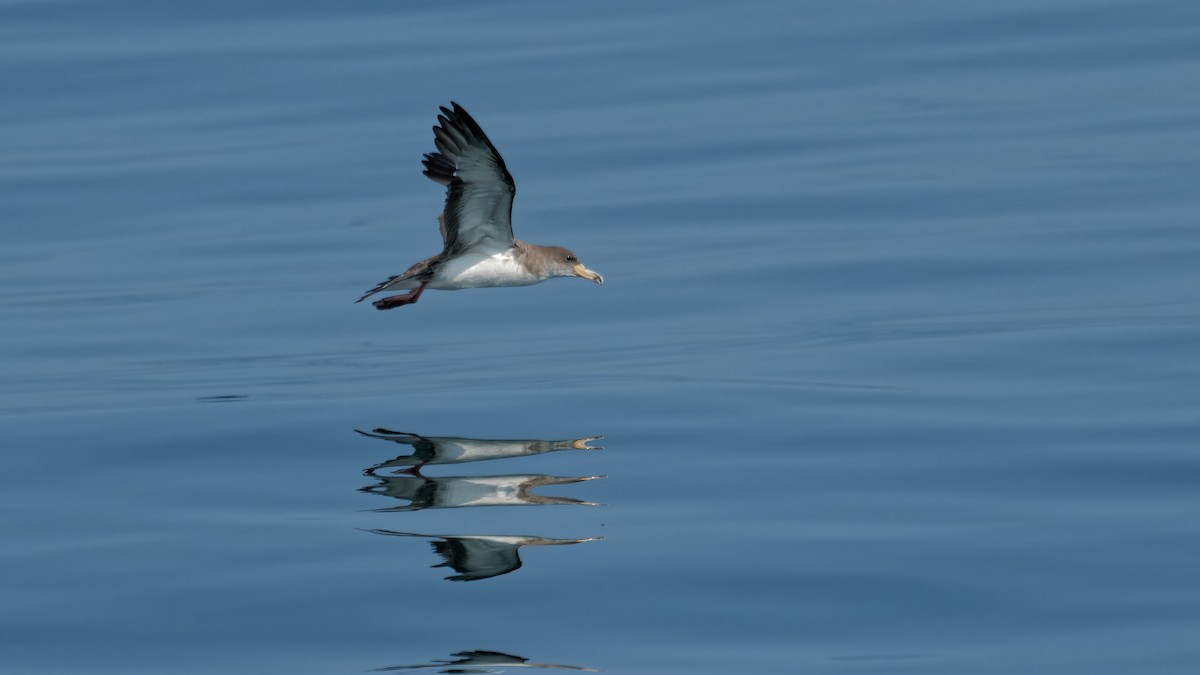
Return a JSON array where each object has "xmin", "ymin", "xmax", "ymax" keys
[
  {"xmin": 368, "ymin": 650, "xmax": 525, "ymax": 673},
  {"xmin": 355, "ymin": 428, "xmax": 425, "ymax": 446},
  {"xmin": 446, "ymin": 651, "xmax": 530, "ymax": 666},
  {"xmin": 371, "ymin": 650, "xmax": 596, "ymax": 672},
  {"xmin": 423, "ymin": 102, "xmax": 517, "ymax": 256},
  {"xmin": 432, "ymin": 537, "xmax": 522, "ymax": 581},
  {"xmin": 446, "ymin": 651, "xmax": 596, "ymax": 671}
]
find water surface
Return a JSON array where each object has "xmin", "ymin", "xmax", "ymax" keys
[{"xmin": 3, "ymin": 1, "xmax": 1200, "ymax": 673}]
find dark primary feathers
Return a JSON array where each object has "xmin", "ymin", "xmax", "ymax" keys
[{"xmin": 423, "ymin": 102, "xmax": 517, "ymax": 257}]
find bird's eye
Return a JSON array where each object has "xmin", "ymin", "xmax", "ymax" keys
[{"xmin": 566, "ymin": 255, "xmax": 577, "ymax": 262}]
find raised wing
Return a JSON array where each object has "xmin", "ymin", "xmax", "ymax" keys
[{"xmin": 422, "ymin": 102, "xmax": 517, "ymax": 256}]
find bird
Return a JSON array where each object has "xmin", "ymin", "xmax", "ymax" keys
[{"xmin": 356, "ymin": 102, "xmax": 604, "ymax": 310}]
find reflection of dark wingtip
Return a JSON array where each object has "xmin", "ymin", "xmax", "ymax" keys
[
  {"xmin": 370, "ymin": 649, "xmax": 598, "ymax": 673},
  {"xmin": 355, "ymin": 428, "xmax": 419, "ymax": 441}
]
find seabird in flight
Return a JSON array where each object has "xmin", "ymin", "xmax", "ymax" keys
[{"xmin": 356, "ymin": 102, "xmax": 604, "ymax": 309}]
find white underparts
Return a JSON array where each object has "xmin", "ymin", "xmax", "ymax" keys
[{"xmin": 431, "ymin": 250, "xmax": 541, "ymax": 289}]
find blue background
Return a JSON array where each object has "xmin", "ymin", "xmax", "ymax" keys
[{"xmin": 2, "ymin": 1, "xmax": 1199, "ymax": 673}]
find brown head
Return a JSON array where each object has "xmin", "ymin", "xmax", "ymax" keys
[{"xmin": 534, "ymin": 245, "xmax": 604, "ymax": 285}]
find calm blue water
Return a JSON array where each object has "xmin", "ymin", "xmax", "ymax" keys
[{"xmin": 3, "ymin": 1, "xmax": 1200, "ymax": 673}]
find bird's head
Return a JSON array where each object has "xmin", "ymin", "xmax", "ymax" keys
[{"xmin": 545, "ymin": 246, "xmax": 603, "ymax": 285}]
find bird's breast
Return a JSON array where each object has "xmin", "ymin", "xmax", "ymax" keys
[{"xmin": 431, "ymin": 251, "xmax": 541, "ymax": 289}]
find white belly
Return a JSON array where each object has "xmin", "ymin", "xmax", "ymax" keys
[{"xmin": 431, "ymin": 251, "xmax": 540, "ymax": 289}]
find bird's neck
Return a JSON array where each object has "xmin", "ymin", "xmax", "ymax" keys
[{"xmin": 510, "ymin": 241, "xmax": 558, "ymax": 280}]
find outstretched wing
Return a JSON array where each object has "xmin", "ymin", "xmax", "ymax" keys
[{"xmin": 422, "ymin": 102, "xmax": 517, "ymax": 257}]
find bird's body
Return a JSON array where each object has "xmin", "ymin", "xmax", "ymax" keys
[
  {"xmin": 433, "ymin": 250, "xmax": 530, "ymax": 289},
  {"xmin": 357, "ymin": 103, "xmax": 603, "ymax": 309}
]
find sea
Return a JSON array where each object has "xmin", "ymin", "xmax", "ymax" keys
[{"xmin": 2, "ymin": 1, "xmax": 1199, "ymax": 673}]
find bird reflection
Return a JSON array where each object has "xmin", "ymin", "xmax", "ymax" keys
[
  {"xmin": 372, "ymin": 649, "xmax": 596, "ymax": 672},
  {"xmin": 363, "ymin": 530, "xmax": 601, "ymax": 582},
  {"xmin": 357, "ymin": 429, "xmax": 603, "ymax": 475},
  {"xmin": 360, "ymin": 473, "xmax": 605, "ymax": 512}
]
